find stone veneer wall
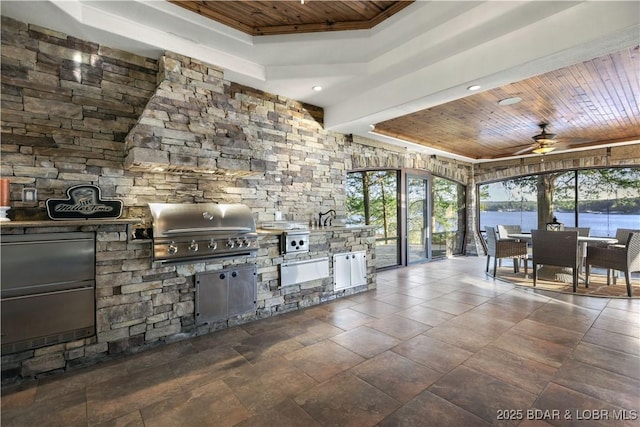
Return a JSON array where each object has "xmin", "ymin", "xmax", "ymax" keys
[{"xmin": 474, "ymin": 146, "xmax": 640, "ymax": 184}]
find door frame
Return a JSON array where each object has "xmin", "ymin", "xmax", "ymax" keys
[{"xmin": 403, "ymin": 170, "xmax": 432, "ymax": 265}]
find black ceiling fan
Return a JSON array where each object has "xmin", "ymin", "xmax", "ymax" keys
[{"xmin": 513, "ymin": 123, "xmax": 561, "ymax": 155}]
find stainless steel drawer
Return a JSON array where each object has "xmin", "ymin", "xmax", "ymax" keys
[
  {"xmin": 1, "ymin": 232, "xmax": 95, "ymax": 295},
  {"xmin": 1, "ymin": 286, "xmax": 95, "ymax": 354}
]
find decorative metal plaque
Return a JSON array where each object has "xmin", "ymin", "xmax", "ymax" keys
[{"xmin": 46, "ymin": 185, "xmax": 123, "ymax": 220}]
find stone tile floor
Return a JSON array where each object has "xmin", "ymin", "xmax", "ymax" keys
[{"xmin": 2, "ymin": 256, "xmax": 639, "ymax": 426}]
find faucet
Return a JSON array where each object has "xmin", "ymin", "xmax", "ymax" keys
[{"xmin": 319, "ymin": 209, "xmax": 336, "ymax": 227}]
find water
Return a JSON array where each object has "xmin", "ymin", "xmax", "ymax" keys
[{"xmin": 480, "ymin": 211, "xmax": 640, "ymax": 237}]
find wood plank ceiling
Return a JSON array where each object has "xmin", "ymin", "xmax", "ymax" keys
[
  {"xmin": 170, "ymin": 1, "xmax": 413, "ymax": 36},
  {"xmin": 169, "ymin": 1, "xmax": 639, "ymax": 160},
  {"xmin": 374, "ymin": 46, "xmax": 640, "ymax": 160}
]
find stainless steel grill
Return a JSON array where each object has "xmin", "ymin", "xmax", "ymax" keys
[{"xmin": 148, "ymin": 203, "xmax": 258, "ymax": 264}]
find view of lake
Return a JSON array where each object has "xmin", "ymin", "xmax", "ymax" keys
[{"xmin": 480, "ymin": 211, "xmax": 640, "ymax": 237}]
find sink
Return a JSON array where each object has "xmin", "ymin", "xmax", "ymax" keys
[{"xmin": 260, "ymin": 221, "xmax": 308, "ymax": 230}]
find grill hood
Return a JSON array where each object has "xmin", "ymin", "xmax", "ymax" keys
[
  {"xmin": 148, "ymin": 202, "xmax": 258, "ymax": 264},
  {"xmin": 149, "ymin": 203, "xmax": 256, "ymax": 238}
]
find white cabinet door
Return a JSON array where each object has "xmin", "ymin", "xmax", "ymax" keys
[
  {"xmin": 333, "ymin": 253, "xmax": 352, "ymax": 291},
  {"xmin": 333, "ymin": 251, "xmax": 367, "ymax": 291},
  {"xmin": 350, "ymin": 251, "xmax": 367, "ymax": 287}
]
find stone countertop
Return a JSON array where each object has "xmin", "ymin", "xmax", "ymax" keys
[
  {"xmin": 257, "ymin": 225, "xmax": 375, "ymax": 235},
  {"xmin": 0, "ymin": 218, "xmax": 142, "ymax": 228},
  {"xmin": 309, "ymin": 225, "xmax": 376, "ymax": 233}
]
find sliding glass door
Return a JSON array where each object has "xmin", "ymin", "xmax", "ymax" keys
[
  {"xmin": 407, "ymin": 175, "xmax": 430, "ymax": 263},
  {"xmin": 432, "ymin": 176, "xmax": 466, "ymax": 258}
]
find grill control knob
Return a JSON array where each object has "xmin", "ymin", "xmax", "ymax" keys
[
  {"xmin": 188, "ymin": 240, "xmax": 199, "ymax": 252},
  {"xmin": 226, "ymin": 239, "xmax": 235, "ymax": 249},
  {"xmin": 242, "ymin": 238, "xmax": 249, "ymax": 247},
  {"xmin": 167, "ymin": 242, "xmax": 178, "ymax": 255},
  {"xmin": 208, "ymin": 239, "xmax": 217, "ymax": 250}
]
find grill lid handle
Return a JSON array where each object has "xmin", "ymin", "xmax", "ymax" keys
[{"xmin": 164, "ymin": 227, "xmax": 253, "ymax": 235}]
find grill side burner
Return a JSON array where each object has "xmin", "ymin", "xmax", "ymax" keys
[
  {"xmin": 282, "ymin": 230, "xmax": 310, "ymax": 254},
  {"xmin": 149, "ymin": 203, "xmax": 258, "ymax": 264}
]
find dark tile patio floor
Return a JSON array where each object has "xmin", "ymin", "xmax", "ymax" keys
[{"xmin": 2, "ymin": 256, "xmax": 639, "ymax": 426}]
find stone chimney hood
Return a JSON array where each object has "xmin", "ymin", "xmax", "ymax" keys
[{"xmin": 124, "ymin": 53, "xmax": 265, "ymax": 177}]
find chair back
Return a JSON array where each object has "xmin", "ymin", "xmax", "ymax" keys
[
  {"xmin": 615, "ymin": 228, "xmax": 640, "ymax": 246},
  {"xmin": 531, "ymin": 230, "xmax": 579, "ymax": 268},
  {"xmin": 564, "ymin": 227, "xmax": 590, "ymax": 236},
  {"xmin": 497, "ymin": 225, "xmax": 521, "ymax": 240},
  {"xmin": 485, "ymin": 226, "xmax": 498, "ymax": 256},
  {"xmin": 626, "ymin": 232, "xmax": 640, "ymax": 272}
]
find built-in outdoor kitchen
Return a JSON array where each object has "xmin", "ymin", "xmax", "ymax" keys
[
  {"xmin": 0, "ymin": 17, "xmax": 476, "ymax": 381},
  {"xmin": 1, "ymin": 205, "xmax": 376, "ymax": 380}
]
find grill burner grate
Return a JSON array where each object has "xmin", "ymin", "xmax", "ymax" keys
[{"xmin": 149, "ymin": 203, "xmax": 258, "ymax": 264}]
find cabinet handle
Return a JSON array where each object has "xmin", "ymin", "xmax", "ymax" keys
[
  {"xmin": 231, "ymin": 271, "xmax": 237, "ymax": 278},
  {"xmin": 220, "ymin": 273, "xmax": 226, "ymax": 280}
]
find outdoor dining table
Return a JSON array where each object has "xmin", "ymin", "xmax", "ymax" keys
[
  {"xmin": 507, "ymin": 233, "xmax": 618, "ymax": 246},
  {"xmin": 507, "ymin": 233, "xmax": 618, "ymax": 282}
]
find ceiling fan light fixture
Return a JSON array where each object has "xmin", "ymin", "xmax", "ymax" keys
[
  {"xmin": 532, "ymin": 145, "xmax": 556, "ymax": 155},
  {"xmin": 532, "ymin": 123, "xmax": 556, "ymax": 143},
  {"xmin": 532, "ymin": 134, "xmax": 556, "ymax": 143}
]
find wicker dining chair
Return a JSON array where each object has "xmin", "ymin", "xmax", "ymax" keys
[
  {"xmin": 564, "ymin": 227, "xmax": 590, "ymax": 237},
  {"xmin": 531, "ymin": 230, "xmax": 580, "ymax": 292},
  {"xmin": 497, "ymin": 225, "xmax": 521, "ymax": 240},
  {"xmin": 485, "ymin": 226, "xmax": 528, "ymax": 278},
  {"xmin": 585, "ymin": 232, "xmax": 640, "ymax": 297},
  {"xmin": 614, "ymin": 228, "xmax": 640, "ymax": 248},
  {"xmin": 564, "ymin": 227, "xmax": 590, "ymax": 271}
]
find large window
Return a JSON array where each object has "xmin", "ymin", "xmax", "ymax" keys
[
  {"xmin": 346, "ymin": 170, "xmax": 400, "ymax": 269},
  {"xmin": 479, "ymin": 167, "xmax": 640, "ymax": 236}
]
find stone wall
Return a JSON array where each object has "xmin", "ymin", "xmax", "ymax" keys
[
  {"xmin": 474, "ymin": 146, "xmax": 640, "ymax": 184},
  {"xmin": 0, "ymin": 18, "xmax": 158, "ymax": 209}
]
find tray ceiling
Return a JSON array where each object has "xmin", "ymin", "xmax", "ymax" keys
[
  {"xmin": 2, "ymin": 1, "xmax": 638, "ymax": 163},
  {"xmin": 169, "ymin": 1, "xmax": 413, "ymax": 36}
]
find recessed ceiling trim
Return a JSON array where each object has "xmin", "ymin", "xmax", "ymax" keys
[
  {"xmin": 368, "ymin": 130, "xmax": 477, "ymax": 163},
  {"xmin": 169, "ymin": 1, "xmax": 415, "ymax": 36},
  {"xmin": 44, "ymin": 0, "xmax": 268, "ymax": 81}
]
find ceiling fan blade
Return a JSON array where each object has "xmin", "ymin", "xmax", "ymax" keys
[
  {"xmin": 513, "ymin": 146, "xmax": 535, "ymax": 155},
  {"xmin": 556, "ymin": 137, "xmax": 591, "ymax": 146},
  {"xmin": 553, "ymin": 141, "xmax": 574, "ymax": 150}
]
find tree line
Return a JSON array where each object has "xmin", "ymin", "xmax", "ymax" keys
[{"xmin": 482, "ymin": 197, "xmax": 640, "ymax": 214}]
